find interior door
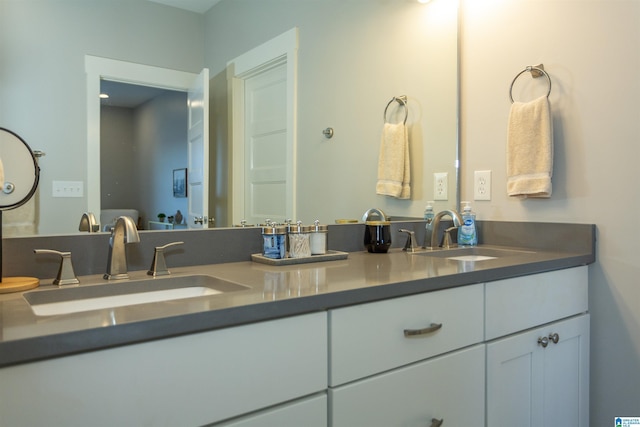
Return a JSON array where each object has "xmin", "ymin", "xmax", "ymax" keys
[
  {"xmin": 187, "ymin": 68, "xmax": 210, "ymax": 228},
  {"xmin": 243, "ymin": 63, "xmax": 288, "ymax": 225},
  {"xmin": 229, "ymin": 28, "xmax": 297, "ymax": 226}
]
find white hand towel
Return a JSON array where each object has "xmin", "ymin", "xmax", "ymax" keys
[
  {"xmin": 376, "ymin": 122, "xmax": 411, "ymax": 199},
  {"xmin": 507, "ymin": 95, "xmax": 553, "ymax": 198}
]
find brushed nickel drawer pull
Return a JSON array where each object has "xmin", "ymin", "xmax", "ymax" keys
[
  {"xmin": 538, "ymin": 336, "xmax": 549, "ymax": 348},
  {"xmin": 549, "ymin": 333, "xmax": 560, "ymax": 344},
  {"xmin": 404, "ymin": 322, "xmax": 443, "ymax": 337},
  {"xmin": 430, "ymin": 418, "xmax": 444, "ymax": 427}
]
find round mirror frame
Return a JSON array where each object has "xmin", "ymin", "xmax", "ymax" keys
[{"xmin": 0, "ymin": 127, "xmax": 40, "ymax": 211}]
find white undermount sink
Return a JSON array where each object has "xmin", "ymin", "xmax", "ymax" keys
[
  {"xmin": 23, "ymin": 274, "xmax": 248, "ymax": 316},
  {"xmin": 413, "ymin": 246, "xmax": 534, "ymax": 261},
  {"xmin": 446, "ymin": 254, "xmax": 498, "ymax": 262}
]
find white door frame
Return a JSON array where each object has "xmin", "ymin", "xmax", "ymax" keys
[
  {"xmin": 187, "ymin": 68, "xmax": 210, "ymax": 229},
  {"xmin": 228, "ymin": 27, "xmax": 298, "ymax": 224},
  {"xmin": 85, "ymin": 55, "xmax": 198, "ymax": 219}
]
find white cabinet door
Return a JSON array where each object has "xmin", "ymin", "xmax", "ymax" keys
[
  {"xmin": 486, "ymin": 314, "xmax": 589, "ymax": 427},
  {"xmin": 330, "ymin": 344, "xmax": 485, "ymax": 427}
]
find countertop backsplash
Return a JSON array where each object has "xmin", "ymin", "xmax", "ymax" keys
[{"xmin": 2, "ymin": 221, "xmax": 595, "ymax": 281}]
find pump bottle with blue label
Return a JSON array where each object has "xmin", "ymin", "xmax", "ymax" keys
[
  {"xmin": 424, "ymin": 201, "xmax": 435, "ymax": 225},
  {"xmin": 458, "ymin": 201, "xmax": 477, "ymax": 246}
]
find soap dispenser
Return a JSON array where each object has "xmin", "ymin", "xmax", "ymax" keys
[
  {"xmin": 423, "ymin": 200, "xmax": 435, "ymax": 227},
  {"xmin": 458, "ymin": 201, "xmax": 477, "ymax": 246}
]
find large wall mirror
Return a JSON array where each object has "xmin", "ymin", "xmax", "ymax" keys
[{"xmin": 0, "ymin": 0, "xmax": 459, "ymax": 236}]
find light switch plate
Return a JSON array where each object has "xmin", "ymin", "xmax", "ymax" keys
[
  {"xmin": 434, "ymin": 172, "xmax": 448, "ymax": 200},
  {"xmin": 474, "ymin": 170, "xmax": 491, "ymax": 200},
  {"xmin": 52, "ymin": 181, "xmax": 84, "ymax": 198}
]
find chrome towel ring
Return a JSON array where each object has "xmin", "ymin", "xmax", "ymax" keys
[
  {"xmin": 384, "ymin": 95, "xmax": 408, "ymax": 124},
  {"xmin": 509, "ymin": 64, "xmax": 552, "ymax": 103}
]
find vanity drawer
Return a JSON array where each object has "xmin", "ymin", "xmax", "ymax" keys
[
  {"xmin": 485, "ymin": 266, "xmax": 588, "ymax": 340},
  {"xmin": 329, "ymin": 283, "xmax": 484, "ymax": 386},
  {"xmin": 329, "ymin": 345, "xmax": 485, "ymax": 427}
]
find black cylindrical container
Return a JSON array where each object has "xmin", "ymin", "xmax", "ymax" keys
[{"xmin": 364, "ymin": 221, "xmax": 392, "ymax": 253}]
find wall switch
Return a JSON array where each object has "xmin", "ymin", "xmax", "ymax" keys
[
  {"xmin": 52, "ymin": 181, "xmax": 84, "ymax": 198},
  {"xmin": 434, "ymin": 172, "xmax": 448, "ymax": 200},
  {"xmin": 474, "ymin": 170, "xmax": 491, "ymax": 200}
]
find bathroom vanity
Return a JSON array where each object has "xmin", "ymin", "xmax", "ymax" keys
[{"xmin": 0, "ymin": 222, "xmax": 594, "ymax": 426}]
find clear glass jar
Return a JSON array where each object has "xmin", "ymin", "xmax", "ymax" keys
[
  {"xmin": 309, "ymin": 220, "xmax": 328, "ymax": 255},
  {"xmin": 288, "ymin": 222, "xmax": 311, "ymax": 258},
  {"xmin": 283, "ymin": 219, "xmax": 294, "ymax": 257}
]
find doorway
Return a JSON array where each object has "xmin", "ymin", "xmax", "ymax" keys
[
  {"xmin": 99, "ymin": 80, "xmax": 187, "ymax": 230},
  {"xmin": 85, "ymin": 55, "xmax": 209, "ymax": 229}
]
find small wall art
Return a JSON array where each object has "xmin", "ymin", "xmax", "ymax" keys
[{"xmin": 173, "ymin": 168, "xmax": 187, "ymax": 198}]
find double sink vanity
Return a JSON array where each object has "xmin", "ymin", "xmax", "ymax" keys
[{"xmin": 0, "ymin": 220, "xmax": 595, "ymax": 426}]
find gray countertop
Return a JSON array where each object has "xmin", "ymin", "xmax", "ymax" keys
[{"xmin": 0, "ymin": 242, "xmax": 594, "ymax": 368}]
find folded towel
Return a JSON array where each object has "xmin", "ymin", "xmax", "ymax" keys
[
  {"xmin": 507, "ymin": 95, "xmax": 553, "ymax": 198},
  {"xmin": 376, "ymin": 122, "xmax": 411, "ymax": 199}
]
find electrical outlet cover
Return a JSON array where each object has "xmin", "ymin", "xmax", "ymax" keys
[
  {"xmin": 434, "ymin": 172, "xmax": 448, "ymax": 200},
  {"xmin": 474, "ymin": 170, "xmax": 491, "ymax": 200}
]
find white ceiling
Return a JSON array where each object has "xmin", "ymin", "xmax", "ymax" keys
[
  {"xmin": 147, "ymin": 0, "xmax": 221, "ymax": 14},
  {"xmin": 100, "ymin": 80, "xmax": 181, "ymax": 108}
]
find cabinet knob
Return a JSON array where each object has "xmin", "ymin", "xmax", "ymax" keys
[
  {"xmin": 538, "ymin": 333, "xmax": 560, "ymax": 348},
  {"xmin": 430, "ymin": 418, "xmax": 444, "ymax": 427},
  {"xmin": 404, "ymin": 322, "xmax": 443, "ymax": 337}
]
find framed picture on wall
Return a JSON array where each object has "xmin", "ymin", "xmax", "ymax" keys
[{"xmin": 173, "ymin": 168, "xmax": 187, "ymax": 198}]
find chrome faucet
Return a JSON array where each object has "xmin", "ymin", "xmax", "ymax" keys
[
  {"xmin": 104, "ymin": 216, "xmax": 140, "ymax": 280},
  {"xmin": 424, "ymin": 209, "xmax": 464, "ymax": 249},
  {"xmin": 78, "ymin": 212, "xmax": 100, "ymax": 232}
]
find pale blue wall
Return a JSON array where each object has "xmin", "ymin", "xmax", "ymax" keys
[{"xmin": 460, "ymin": 1, "xmax": 640, "ymax": 423}]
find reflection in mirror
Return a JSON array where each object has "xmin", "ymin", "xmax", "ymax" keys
[
  {"xmin": 0, "ymin": 0, "xmax": 459, "ymax": 236},
  {"xmin": 99, "ymin": 80, "xmax": 189, "ymax": 232}
]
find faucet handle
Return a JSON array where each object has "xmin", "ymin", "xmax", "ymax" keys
[
  {"xmin": 442, "ymin": 226, "xmax": 459, "ymax": 249},
  {"xmin": 34, "ymin": 249, "xmax": 80, "ymax": 286},
  {"xmin": 147, "ymin": 241, "xmax": 184, "ymax": 277},
  {"xmin": 399, "ymin": 229, "xmax": 419, "ymax": 253}
]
